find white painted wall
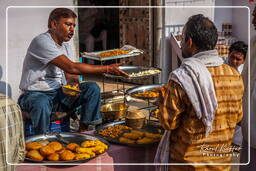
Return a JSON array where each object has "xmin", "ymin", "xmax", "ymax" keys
[
  {"xmin": 0, "ymin": 0, "xmax": 77, "ymax": 101},
  {"xmin": 214, "ymin": 0, "xmax": 232, "ymax": 31},
  {"xmin": 165, "ymin": 0, "xmax": 215, "ymax": 25}
]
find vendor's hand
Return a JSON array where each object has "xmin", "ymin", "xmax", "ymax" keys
[{"xmin": 107, "ymin": 63, "xmax": 129, "ymax": 78}]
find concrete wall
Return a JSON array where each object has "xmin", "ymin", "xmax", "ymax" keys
[
  {"xmin": 214, "ymin": 0, "xmax": 232, "ymax": 31},
  {"xmin": 0, "ymin": 0, "xmax": 77, "ymax": 101}
]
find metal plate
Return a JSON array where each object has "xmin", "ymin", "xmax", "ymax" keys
[
  {"xmin": 126, "ymin": 84, "xmax": 165, "ymax": 100},
  {"xmin": 25, "ymin": 132, "xmax": 110, "ymax": 163},
  {"xmin": 81, "ymin": 49, "xmax": 141, "ymax": 61},
  {"xmin": 104, "ymin": 66, "xmax": 161, "ymax": 80},
  {"xmin": 95, "ymin": 121, "xmax": 163, "ymax": 147}
]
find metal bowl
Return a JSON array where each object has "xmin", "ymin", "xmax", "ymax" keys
[{"xmin": 100, "ymin": 103, "xmax": 129, "ymax": 121}]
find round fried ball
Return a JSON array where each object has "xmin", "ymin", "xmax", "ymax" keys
[
  {"xmin": 40, "ymin": 145, "xmax": 55, "ymax": 156},
  {"xmin": 57, "ymin": 147, "xmax": 66, "ymax": 154},
  {"xmin": 60, "ymin": 150, "xmax": 75, "ymax": 161},
  {"xmin": 26, "ymin": 150, "xmax": 44, "ymax": 161},
  {"xmin": 26, "ymin": 142, "xmax": 43, "ymax": 151},
  {"xmin": 66, "ymin": 143, "xmax": 79, "ymax": 152},
  {"xmin": 47, "ymin": 153, "xmax": 60, "ymax": 161},
  {"xmin": 48, "ymin": 141, "xmax": 63, "ymax": 152}
]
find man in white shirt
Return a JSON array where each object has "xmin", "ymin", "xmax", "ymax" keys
[{"xmin": 18, "ymin": 8, "xmax": 128, "ymax": 134}]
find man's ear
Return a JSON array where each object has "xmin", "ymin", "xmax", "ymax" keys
[
  {"xmin": 188, "ymin": 37, "xmax": 193, "ymax": 48},
  {"xmin": 50, "ymin": 20, "xmax": 57, "ymax": 30}
]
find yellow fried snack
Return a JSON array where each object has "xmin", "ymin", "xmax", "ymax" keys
[
  {"xmin": 144, "ymin": 132, "xmax": 162, "ymax": 139},
  {"xmin": 75, "ymin": 153, "xmax": 91, "ymax": 160},
  {"xmin": 119, "ymin": 137, "xmax": 135, "ymax": 144},
  {"xmin": 99, "ymin": 125, "xmax": 132, "ymax": 138},
  {"xmin": 99, "ymin": 49, "xmax": 131, "ymax": 58},
  {"xmin": 91, "ymin": 146, "xmax": 105, "ymax": 154},
  {"xmin": 48, "ymin": 142, "xmax": 63, "ymax": 152},
  {"xmin": 81, "ymin": 141, "xmax": 97, "ymax": 148},
  {"xmin": 47, "ymin": 153, "xmax": 60, "ymax": 161},
  {"xmin": 136, "ymin": 137, "xmax": 158, "ymax": 144},
  {"xmin": 63, "ymin": 85, "xmax": 79, "ymax": 91},
  {"xmin": 60, "ymin": 150, "xmax": 75, "ymax": 161},
  {"xmin": 39, "ymin": 145, "xmax": 55, "ymax": 156},
  {"xmin": 26, "ymin": 142, "xmax": 43, "ymax": 151},
  {"xmin": 76, "ymin": 147, "xmax": 96, "ymax": 157},
  {"xmin": 95, "ymin": 140, "xmax": 108, "ymax": 150},
  {"xmin": 66, "ymin": 143, "xmax": 80, "ymax": 152},
  {"xmin": 130, "ymin": 130, "xmax": 145, "ymax": 137},
  {"xmin": 26, "ymin": 150, "xmax": 44, "ymax": 161},
  {"xmin": 122, "ymin": 132, "xmax": 142, "ymax": 140}
]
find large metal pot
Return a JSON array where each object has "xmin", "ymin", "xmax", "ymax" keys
[{"xmin": 100, "ymin": 103, "xmax": 129, "ymax": 122}]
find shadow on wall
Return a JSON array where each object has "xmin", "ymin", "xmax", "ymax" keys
[{"xmin": 0, "ymin": 65, "xmax": 12, "ymax": 98}]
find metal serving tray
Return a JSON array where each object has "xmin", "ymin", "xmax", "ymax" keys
[
  {"xmin": 126, "ymin": 84, "xmax": 166, "ymax": 100},
  {"xmin": 95, "ymin": 121, "xmax": 163, "ymax": 147},
  {"xmin": 25, "ymin": 132, "xmax": 110, "ymax": 163},
  {"xmin": 80, "ymin": 49, "xmax": 141, "ymax": 61},
  {"xmin": 104, "ymin": 66, "xmax": 161, "ymax": 80}
]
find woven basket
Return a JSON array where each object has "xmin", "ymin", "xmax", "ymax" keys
[{"xmin": 125, "ymin": 117, "xmax": 145, "ymax": 129}]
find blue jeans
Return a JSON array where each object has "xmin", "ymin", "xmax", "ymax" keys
[{"xmin": 18, "ymin": 82, "xmax": 102, "ymax": 134}]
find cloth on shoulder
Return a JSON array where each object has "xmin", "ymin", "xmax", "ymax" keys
[
  {"xmin": 0, "ymin": 94, "xmax": 25, "ymax": 171},
  {"xmin": 154, "ymin": 50, "xmax": 224, "ymax": 169}
]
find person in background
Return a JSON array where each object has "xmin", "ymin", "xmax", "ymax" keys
[
  {"xmin": 0, "ymin": 93, "xmax": 25, "ymax": 170},
  {"xmin": 227, "ymin": 41, "xmax": 248, "ymax": 73},
  {"xmin": 18, "ymin": 8, "xmax": 128, "ymax": 135},
  {"xmin": 225, "ymin": 41, "xmax": 248, "ymax": 148},
  {"xmin": 155, "ymin": 14, "xmax": 244, "ymax": 171},
  {"xmin": 240, "ymin": 4, "xmax": 256, "ymax": 170}
]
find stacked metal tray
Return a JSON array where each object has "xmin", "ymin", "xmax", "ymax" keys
[
  {"xmin": 95, "ymin": 121, "xmax": 163, "ymax": 147},
  {"xmin": 104, "ymin": 66, "xmax": 161, "ymax": 80},
  {"xmin": 80, "ymin": 49, "xmax": 141, "ymax": 61},
  {"xmin": 126, "ymin": 84, "xmax": 166, "ymax": 100},
  {"xmin": 25, "ymin": 132, "xmax": 110, "ymax": 163}
]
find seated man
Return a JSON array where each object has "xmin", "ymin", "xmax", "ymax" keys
[
  {"xmin": 227, "ymin": 41, "xmax": 248, "ymax": 73},
  {"xmin": 18, "ymin": 8, "xmax": 128, "ymax": 134}
]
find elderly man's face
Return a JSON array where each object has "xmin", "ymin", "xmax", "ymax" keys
[
  {"xmin": 53, "ymin": 17, "xmax": 76, "ymax": 42},
  {"xmin": 253, "ymin": 6, "xmax": 256, "ymax": 30}
]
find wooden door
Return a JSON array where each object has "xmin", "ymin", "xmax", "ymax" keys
[{"xmin": 119, "ymin": 0, "xmax": 153, "ymax": 84}]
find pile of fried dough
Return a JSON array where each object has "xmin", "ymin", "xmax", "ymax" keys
[
  {"xmin": 26, "ymin": 140, "xmax": 108, "ymax": 161},
  {"xmin": 99, "ymin": 49, "xmax": 131, "ymax": 58},
  {"xmin": 99, "ymin": 125, "xmax": 132, "ymax": 138},
  {"xmin": 119, "ymin": 130, "xmax": 162, "ymax": 144}
]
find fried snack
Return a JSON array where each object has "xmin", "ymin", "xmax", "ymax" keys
[
  {"xmin": 136, "ymin": 137, "xmax": 158, "ymax": 144},
  {"xmin": 91, "ymin": 146, "xmax": 105, "ymax": 154},
  {"xmin": 63, "ymin": 85, "xmax": 79, "ymax": 91},
  {"xmin": 57, "ymin": 147, "xmax": 66, "ymax": 154},
  {"xmin": 40, "ymin": 145, "xmax": 55, "ymax": 156},
  {"xmin": 99, "ymin": 125, "xmax": 132, "ymax": 138},
  {"xmin": 95, "ymin": 140, "xmax": 108, "ymax": 150},
  {"xmin": 144, "ymin": 132, "xmax": 162, "ymax": 139},
  {"xmin": 37, "ymin": 140, "xmax": 49, "ymax": 146},
  {"xmin": 122, "ymin": 132, "xmax": 142, "ymax": 140},
  {"xmin": 119, "ymin": 137, "xmax": 135, "ymax": 144},
  {"xmin": 26, "ymin": 150, "xmax": 44, "ymax": 161},
  {"xmin": 76, "ymin": 147, "xmax": 96, "ymax": 157},
  {"xmin": 75, "ymin": 153, "xmax": 91, "ymax": 160},
  {"xmin": 129, "ymin": 69, "xmax": 161, "ymax": 78},
  {"xmin": 130, "ymin": 130, "xmax": 145, "ymax": 137},
  {"xmin": 60, "ymin": 150, "xmax": 75, "ymax": 161},
  {"xmin": 48, "ymin": 142, "xmax": 63, "ymax": 152},
  {"xmin": 26, "ymin": 142, "xmax": 43, "ymax": 151},
  {"xmin": 99, "ymin": 49, "xmax": 131, "ymax": 58},
  {"xmin": 81, "ymin": 140, "xmax": 97, "ymax": 148},
  {"xmin": 66, "ymin": 143, "xmax": 80, "ymax": 152},
  {"xmin": 47, "ymin": 153, "xmax": 60, "ymax": 161}
]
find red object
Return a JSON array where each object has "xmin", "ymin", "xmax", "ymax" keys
[{"xmin": 55, "ymin": 120, "xmax": 61, "ymax": 124}]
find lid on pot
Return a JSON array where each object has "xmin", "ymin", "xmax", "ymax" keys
[{"xmin": 126, "ymin": 110, "xmax": 146, "ymax": 119}]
